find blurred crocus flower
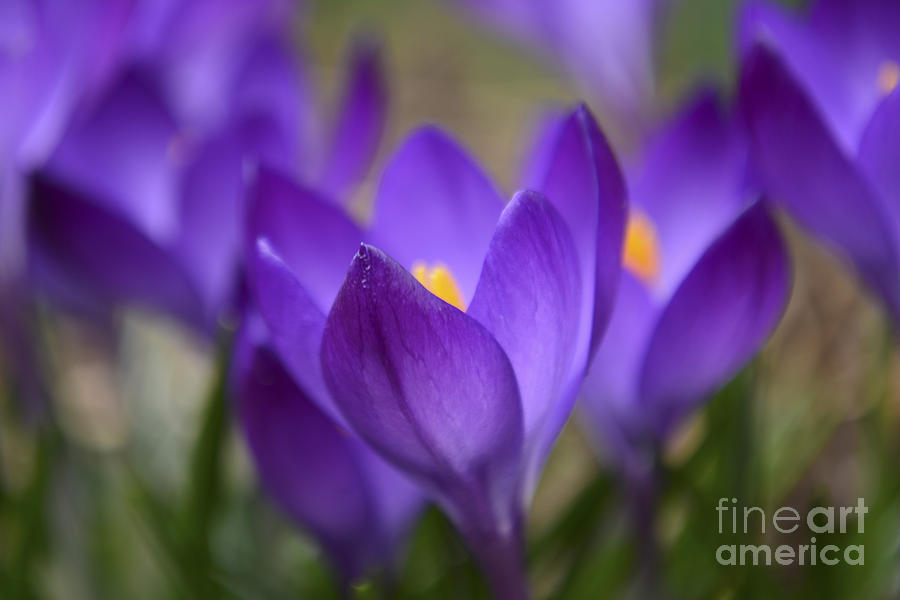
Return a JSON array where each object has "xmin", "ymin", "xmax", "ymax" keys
[
  {"xmin": 244, "ymin": 105, "xmax": 625, "ymax": 595},
  {"xmin": 0, "ymin": 0, "xmax": 134, "ymax": 415},
  {"xmin": 446, "ymin": 0, "xmax": 665, "ymax": 132},
  {"xmin": 232, "ymin": 313, "xmax": 421, "ymax": 582},
  {"xmin": 577, "ymin": 93, "xmax": 790, "ymax": 483},
  {"xmin": 740, "ymin": 0, "xmax": 900, "ymax": 325},
  {"xmin": 23, "ymin": 3, "xmax": 385, "ymax": 333},
  {"xmin": 1, "ymin": 0, "xmax": 136, "ymax": 293}
]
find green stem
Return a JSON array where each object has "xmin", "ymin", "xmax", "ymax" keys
[{"xmin": 177, "ymin": 337, "xmax": 232, "ymax": 599}]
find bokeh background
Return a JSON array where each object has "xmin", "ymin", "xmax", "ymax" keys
[{"xmin": 2, "ymin": 0, "xmax": 899, "ymax": 598}]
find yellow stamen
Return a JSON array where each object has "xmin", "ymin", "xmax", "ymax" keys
[
  {"xmin": 877, "ymin": 61, "xmax": 900, "ymax": 96},
  {"xmin": 623, "ymin": 210, "xmax": 661, "ymax": 285},
  {"xmin": 412, "ymin": 261, "xmax": 466, "ymax": 311}
]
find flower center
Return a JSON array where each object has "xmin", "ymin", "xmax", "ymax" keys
[
  {"xmin": 877, "ymin": 60, "xmax": 899, "ymax": 96},
  {"xmin": 412, "ymin": 261, "xmax": 466, "ymax": 310},
  {"xmin": 623, "ymin": 210, "xmax": 661, "ymax": 285}
]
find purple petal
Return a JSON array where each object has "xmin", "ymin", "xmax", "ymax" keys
[
  {"xmin": 171, "ymin": 129, "xmax": 244, "ymax": 323},
  {"xmin": 321, "ymin": 244, "xmax": 523, "ymax": 527},
  {"xmin": 448, "ymin": 0, "xmax": 658, "ymax": 127},
  {"xmin": 247, "ymin": 167, "xmax": 363, "ymax": 313},
  {"xmin": 740, "ymin": 0, "xmax": 900, "ymax": 150},
  {"xmin": 858, "ymin": 90, "xmax": 900, "ymax": 232},
  {"xmin": 234, "ymin": 325, "xmax": 418, "ymax": 579},
  {"xmin": 630, "ymin": 90, "xmax": 748, "ymax": 299},
  {"xmin": 45, "ymin": 70, "xmax": 182, "ymax": 243},
  {"xmin": 577, "ymin": 272, "xmax": 658, "ymax": 452},
  {"xmin": 740, "ymin": 43, "xmax": 900, "ymax": 319},
  {"xmin": 27, "ymin": 174, "xmax": 202, "ymax": 324},
  {"xmin": 318, "ymin": 36, "xmax": 387, "ymax": 204},
  {"xmin": 0, "ymin": 1, "xmax": 56, "ymax": 164},
  {"xmin": 229, "ymin": 34, "xmax": 311, "ymax": 172},
  {"xmin": 370, "ymin": 126, "xmax": 505, "ymax": 303},
  {"xmin": 523, "ymin": 104, "xmax": 627, "ymax": 369},
  {"xmin": 548, "ymin": 0, "xmax": 658, "ymax": 127},
  {"xmin": 36, "ymin": 0, "xmax": 134, "ymax": 104},
  {"xmin": 467, "ymin": 191, "xmax": 581, "ymax": 493},
  {"xmin": 638, "ymin": 203, "xmax": 791, "ymax": 437},
  {"xmin": 246, "ymin": 239, "xmax": 343, "ymax": 427},
  {"xmin": 139, "ymin": 0, "xmax": 293, "ymax": 130}
]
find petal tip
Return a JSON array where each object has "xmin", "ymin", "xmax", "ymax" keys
[
  {"xmin": 255, "ymin": 236, "xmax": 276, "ymax": 259},
  {"xmin": 509, "ymin": 188, "xmax": 549, "ymax": 209}
]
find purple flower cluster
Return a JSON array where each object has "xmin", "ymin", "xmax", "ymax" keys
[{"xmin": 4, "ymin": 0, "xmax": 383, "ymax": 332}]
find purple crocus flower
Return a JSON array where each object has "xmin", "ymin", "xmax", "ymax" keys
[
  {"xmin": 1, "ymin": 0, "xmax": 134, "ymax": 416},
  {"xmin": 2, "ymin": 0, "xmax": 135, "ymax": 291},
  {"xmin": 577, "ymin": 92, "xmax": 791, "ymax": 485},
  {"xmin": 445, "ymin": 0, "xmax": 665, "ymax": 132},
  {"xmin": 24, "ymin": 12, "xmax": 385, "ymax": 333},
  {"xmin": 739, "ymin": 0, "xmax": 900, "ymax": 326},
  {"xmin": 232, "ymin": 312, "xmax": 421, "ymax": 582},
  {"xmin": 236, "ymin": 170, "xmax": 428, "ymax": 583},
  {"xmin": 245, "ymin": 105, "xmax": 625, "ymax": 596}
]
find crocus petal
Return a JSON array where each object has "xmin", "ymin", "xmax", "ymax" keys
[
  {"xmin": 246, "ymin": 166, "xmax": 363, "ymax": 313},
  {"xmin": 234, "ymin": 325, "xmax": 403, "ymax": 580},
  {"xmin": 577, "ymin": 273, "xmax": 658, "ymax": 450},
  {"xmin": 549, "ymin": 0, "xmax": 658, "ymax": 127},
  {"xmin": 740, "ymin": 44, "xmax": 900, "ymax": 319},
  {"xmin": 141, "ymin": 0, "xmax": 292, "ymax": 130},
  {"xmin": 36, "ymin": 0, "xmax": 134, "ymax": 107},
  {"xmin": 353, "ymin": 443, "xmax": 424, "ymax": 557},
  {"xmin": 523, "ymin": 104, "xmax": 626, "ymax": 368},
  {"xmin": 739, "ymin": 1, "xmax": 851, "ymax": 148},
  {"xmin": 230, "ymin": 34, "xmax": 310, "ymax": 172},
  {"xmin": 0, "ymin": 1, "xmax": 65, "ymax": 165},
  {"xmin": 467, "ymin": 191, "xmax": 581, "ymax": 495},
  {"xmin": 802, "ymin": 0, "xmax": 900, "ymax": 147},
  {"xmin": 370, "ymin": 127, "xmax": 505, "ymax": 303},
  {"xmin": 638, "ymin": 202, "xmax": 790, "ymax": 437},
  {"xmin": 246, "ymin": 238, "xmax": 343, "ymax": 427},
  {"xmin": 630, "ymin": 90, "xmax": 747, "ymax": 299},
  {"xmin": 321, "ymin": 244, "xmax": 523, "ymax": 529},
  {"xmin": 171, "ymin": 129, "xmax": 244, "ymax": 324},
  {"xmin": 740, "ymin": 0, "xmax": 900, "ymax": 151},
  {"xmin": 318, "ymin": 36, "xmax": 387, "ymax": 204},
  {"xmin": 448, "ymin": 0, "xmax": 659, "ymax": 128},
  {"xmin": 858, "ymin": 90, "xmax": 900, "ymax": 231},
  {"xmin": 28, "ymin": 174, "xmax": 202, "ymax": 324},
  {"xmin": 45, "ymin": 70, "xmax": 182, "ymax": 243}
]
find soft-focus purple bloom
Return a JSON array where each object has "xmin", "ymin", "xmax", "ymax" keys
[
  {"xmin": 1, "ymin": 0, "xmax": 132, "ymax": 291},
  {"xmin": 739, "ymin": 0, "xmax": 900, "ymax": 325},
  {"xmin": 27, "ymin": 68, "xmax": 248, "ymax": 329},
  {"xmin": 20, "ymin": 1, "xmax": 385, "ymax": 333},
  {"xmin": 125, "ymin": 0, "xmax": 297, "ymax": 134},
  {"xmin": 0, "ymin": 0, "xmax": 133, "ymax": 416},
  {"xmin": 577, "ymin": 93, "xmax": 791, "ymax": 476},
  {"xmin": 237, "ymin": 172, "xmax": 423, "ymax": 581},
  {"xmin": 244, "ymin": 106, "xmax": 624, "ymax": 595},
  {"xmin": 446, "ymin": 0, "xmax": 665, "ymax": 131},
  {"xmin": 232, "ymin": 313, "xmax": 420, "ymax": 582}
]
